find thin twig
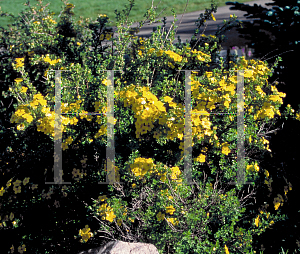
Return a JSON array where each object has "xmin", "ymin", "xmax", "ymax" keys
[
  {"xmin": 19, "ymin": 13, "xmax": 29, "ymax": 27},
  {"xmin": 173, "ymin": 0, "xmax": 189, "ymax": 38},
  {"xmin": 256, "ymin": 127, "xmax": 281, "ymax": 137},
  {"xmin": 32, "ymin": 32, "xmax": 54, "ymax": 36},
  {"xmin": 256, "ymin": 122, "xmax": 266, "ymax": 136},
  {"xmin": 262, "ymin": 49, "xmax": 294, "ymax": 62}
]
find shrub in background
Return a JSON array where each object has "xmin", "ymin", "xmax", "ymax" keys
[
  {"xmin": 0, "ymin": 0, "xmax": 299, "ymax": 253},
  {"xmin": 225, "ymin": 0, "xmax": 300, "ymax": 110}
]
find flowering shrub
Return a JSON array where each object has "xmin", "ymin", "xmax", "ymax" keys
[{"xmin": 1, "ymin": 0, "xmax": 299, "ymax": 253}]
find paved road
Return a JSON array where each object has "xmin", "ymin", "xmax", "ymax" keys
[{"xmin": 100, "ymin": 0, "xmax": 271, "ymax": 51}]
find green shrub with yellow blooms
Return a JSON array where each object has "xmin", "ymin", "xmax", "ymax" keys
[{"xmin": 0, "ymin": 0, "xmax": 299, "ymax": 253}]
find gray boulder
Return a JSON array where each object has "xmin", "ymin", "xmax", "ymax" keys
[{"xmin": 77, "ymin": 240, "xmax": 160, "ymax": 254}]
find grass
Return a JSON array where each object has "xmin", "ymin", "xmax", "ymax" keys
[{"xmin": 0, "ymin": 0, "xmax": 253, "ymax": 30}]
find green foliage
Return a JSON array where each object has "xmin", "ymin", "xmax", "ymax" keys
[{"xmin": 0, "ymin": 0, "xmax": 299, "ymax": 253}]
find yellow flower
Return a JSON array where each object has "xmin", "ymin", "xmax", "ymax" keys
[
  {"xmin": 246, "ymin": 163, "xmax": 259, "ymax": 173},
  {"xmin": 98, "ymin": 195, "xmax": 107, "ymax": 202},
  {"xmin": 168, "ymin": 62, "xmax": 175, "ymax": 69},
  {"xmin": 221, "ymin": 142, "xmax": 231, "ymax": 155},
  {"xmin": 15, "ymin": 78, "xmax": 23, "ymax": 84},
  {"xmin": 163, "ymin": 96, "xmax": 173, "ymax": 103},
  {"xmin": 41, "ymin": 107, "xmax": 51, "ymax": 114},
  {"xmin": 244, "ymin": 69, "xmax": 254, "ymax": 77},
  {"xmin": 66, "ymin": 3, "xmax": 74, "ymax": 9},
  {"xmin": 106, "ymin": 33, "xmax": 112, "ymax": 40},
  {"xmin": 0, "ymin": 187, "xmax": 5, "ymax": 196},
  {"xmin": 157, "ymin": 212, "xmax": 165, "ymax": 222},
  {"xmin": 156, "ymin": 49, "xmax": 164, "ymax": 57},
  {"xmin": 147, "ymin": 48, "xmax": 155, "ymax": 55},
  {"xmin": 264, "ymin": 170, "xmax": 269, "ymax": 178},
  {"xmin": 28, "ymin": 51, "xmax": 34, "ymax": 57},
  {"xmin": 6, "ymin": 179, "xmax": 12, "ymax": 188},
  {"xmin": 225, "ymin": 244, "xmax": 230, "ymax": 254},
  {"xmin": 117, "ymin": 219, "xmax": 122, "ymax": 226},
  {"xmin": 17, "ymin": 124, "xmax": 25, "ymax": 130},
  {"xmin": 170, "ymin": 166, "xmax": 182, "ymax": 182},
  {"xmin": 79, "ymin": 225, "xmax": 93, "ymax": 243},
  {"xmin": 211, "ymin": 13, "xmax": 216, "ymax": 21},
  {"xmin": 165, "ymin": 50, "xmax": 182, "ymax": 62},
  {"xmin": 16, "ymin": 113, "xmax": 31, "ymax": 123},
  {"xmin": 77, "ymin": 42, "xmax": 81, "ymax": 46},
  {"xmin": 18, "ymin": 244, "xmax": 26, "ymax": 254},
  {"xmin": 166, "ymin": 217, "xmax": 179, "ymax": 226},
  {"xmin": 274, "ymin": 202, "xmax": 280, "ymax": 210},
  {"xmin": 102, "ymin": 208, "xmax": 116, "ymax": 222},
  {"xmin": 194, "ymin": 154, "xmax": 205, "ymax": 163},
  {"xmin": 166, "ymin": 205, "xmax": 176, "ymax": 215},
  {"xmin": 205, "ymin": 72, "xmax": 213, "ymax": 78},
  {"xmin": 20, "ymin": 86, "xmax": 28, "ymax": 93},
  {"xmin": 13, "ymin": 179, "xmax": 22, "ymax": 187},
  {"xmin": 255, "ymin": 86, "xmax": 265, "ymax": 97},
  {"xmin": 255, "ymin": 215, "xmax": 260, "ymax": 227},
  {"xmin": 102, "ymin": 79, "xmax": 112, "ymax": 86}
]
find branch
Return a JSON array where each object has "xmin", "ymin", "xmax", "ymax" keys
[
  {"xmin": 238, "ymin": 184, "xmax": 257, "ymax": 208},
  {"xmin": 32, "ymin": 32, "xmax": 54, "ymax": 36}
]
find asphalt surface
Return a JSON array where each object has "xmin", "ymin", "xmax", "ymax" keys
[{"xmin": 99, "ymin": 0, "xmax": 271, "ymax": 51}]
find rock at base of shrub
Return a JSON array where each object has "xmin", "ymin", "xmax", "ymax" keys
[{"xmin": 77, "ymin": 240, "xmax": 160, "ymax": 254}]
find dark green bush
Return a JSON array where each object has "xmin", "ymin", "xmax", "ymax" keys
[
  {"xmin": 225, "ymin": 0, "xmax": 300, "ymax": 110},
  {"xmin": 225, "ymin": 1, "xmax": 300, "ymax": 253}
]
